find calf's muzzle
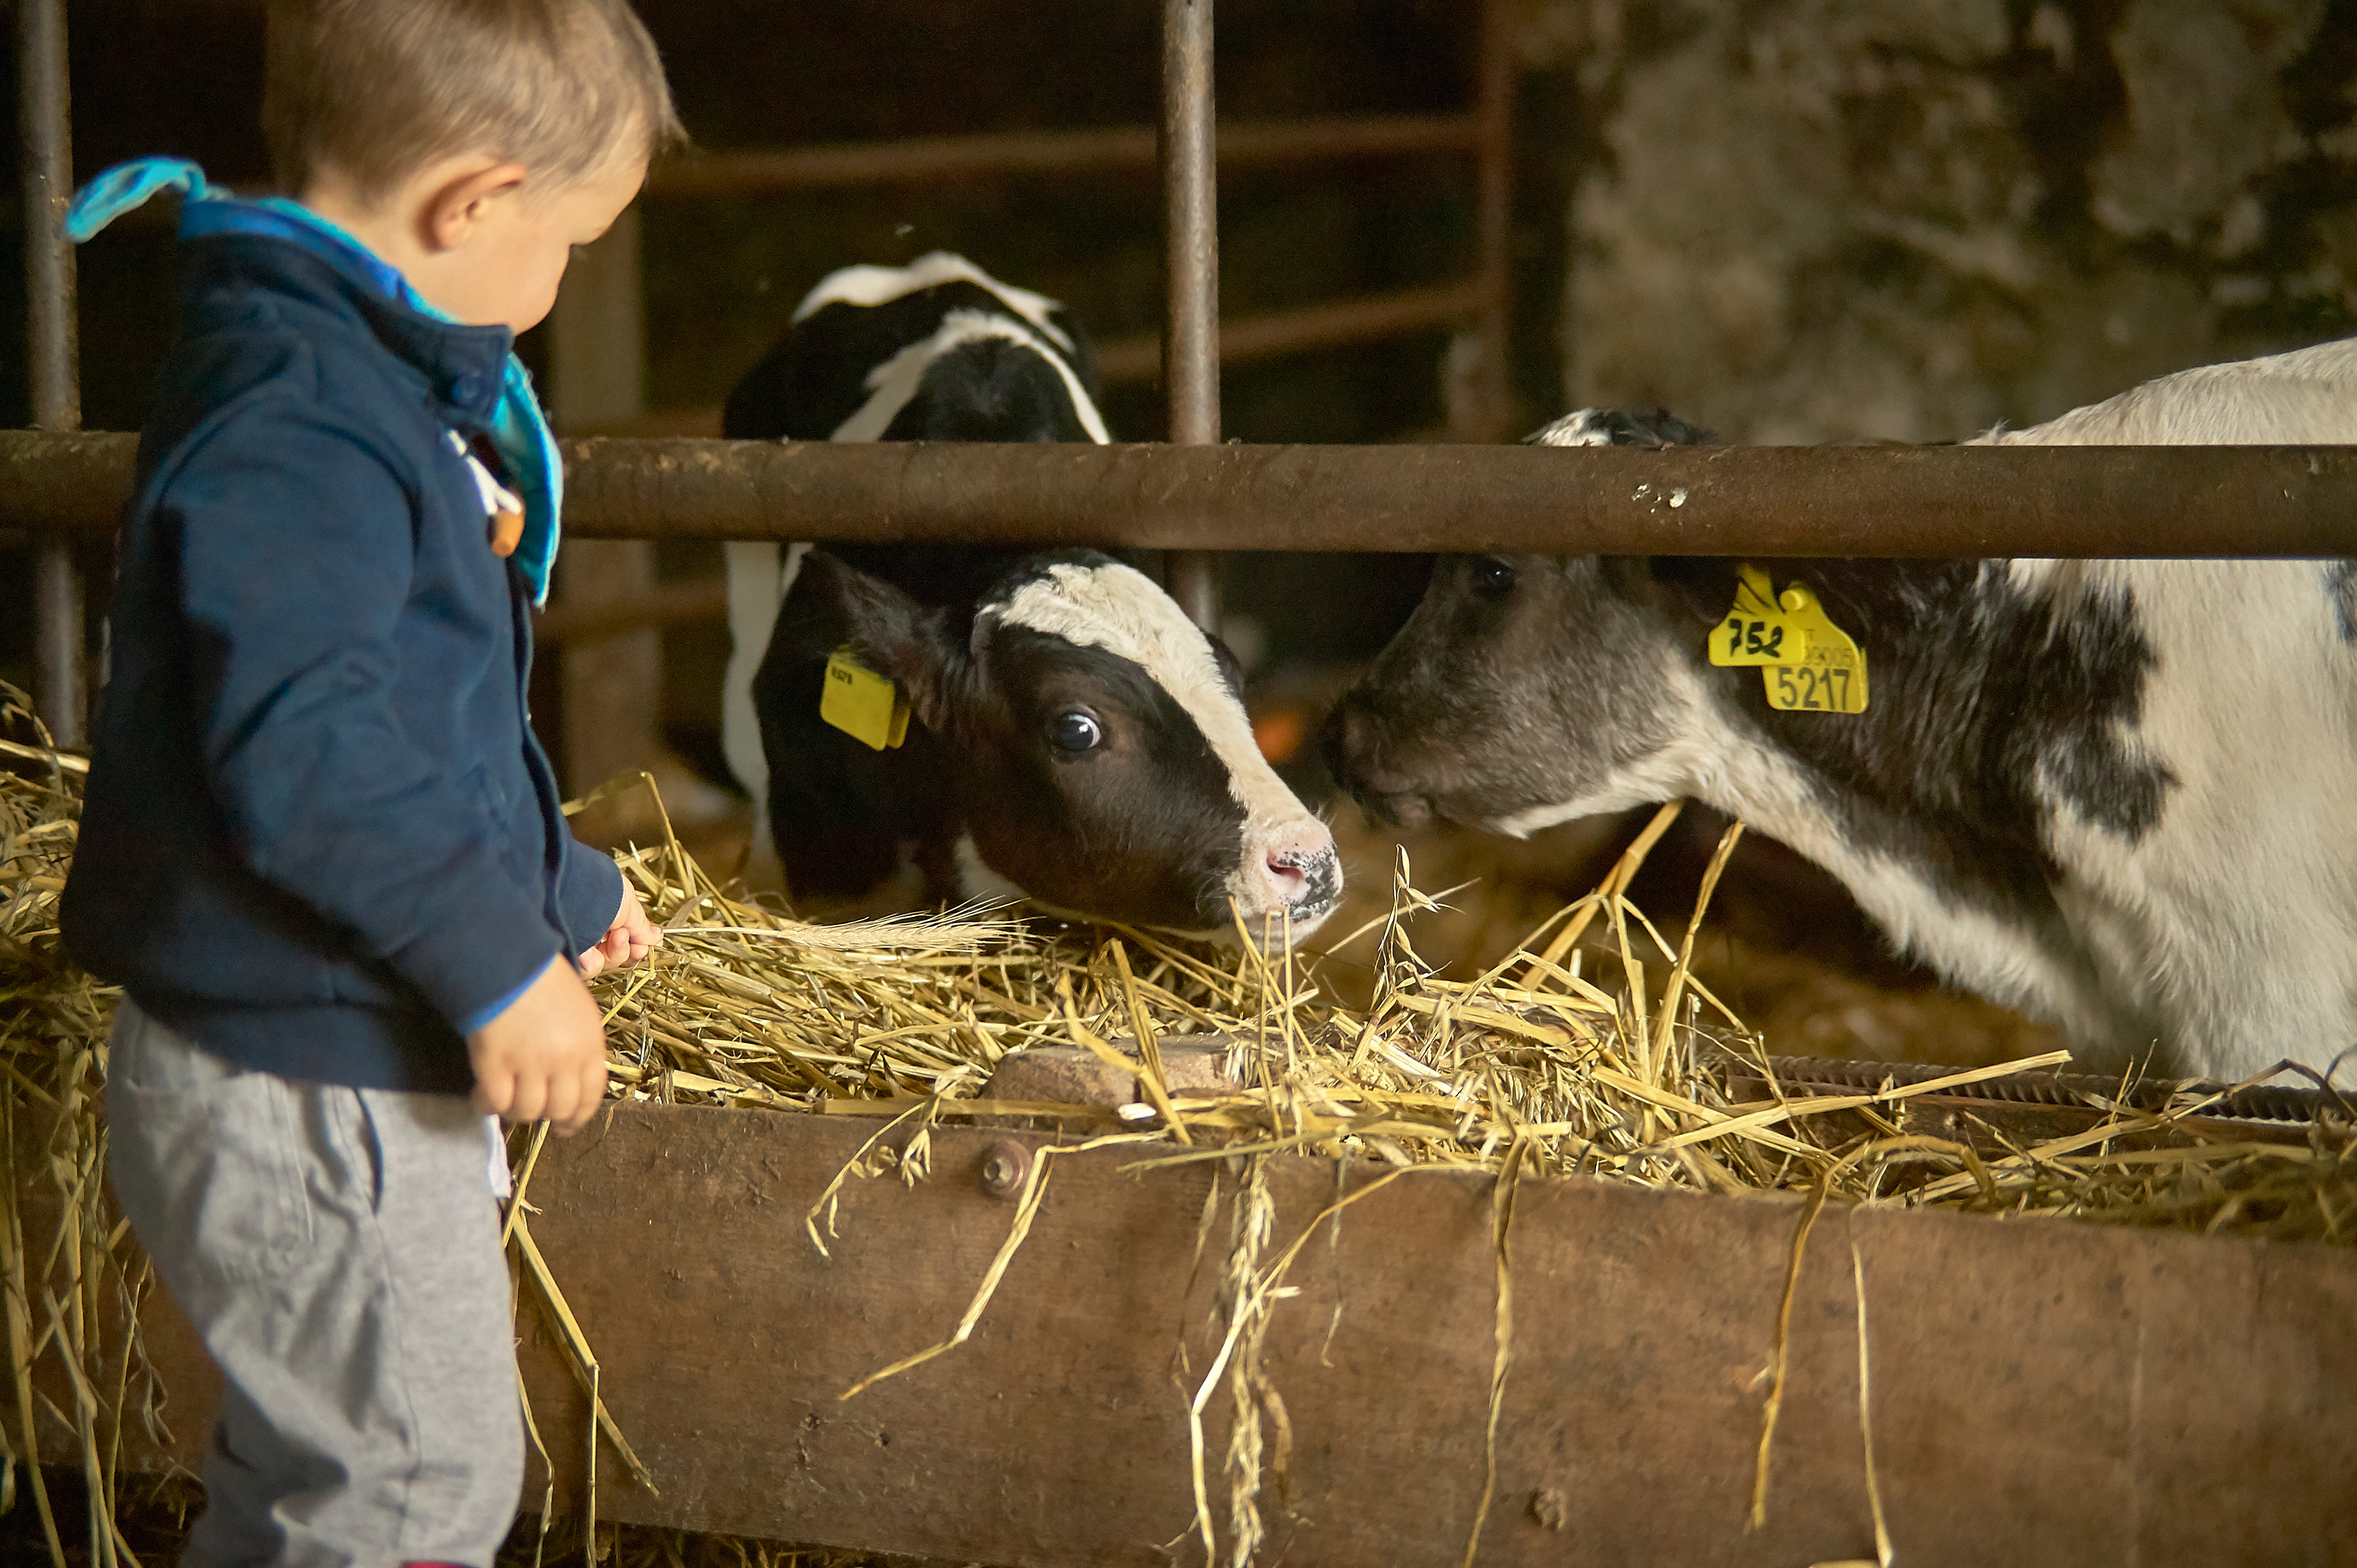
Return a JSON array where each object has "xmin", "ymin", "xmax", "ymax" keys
[{"xmin": 1318, "ymin": 695, "xmax": 1437, "ymax": 831}]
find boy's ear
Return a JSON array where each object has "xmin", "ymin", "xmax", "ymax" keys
[
  {"xmin": 795, "ymin": 549, "xmax": 964, "ymax": 733},
  {"xmin": 423, "ymin": 161, "xmax": 529, "ymax": 253}
]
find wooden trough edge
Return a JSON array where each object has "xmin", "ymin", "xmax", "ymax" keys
[{"xmin": 29, "ymin": 1101, "xmax": 2357, "ymax": 1567}]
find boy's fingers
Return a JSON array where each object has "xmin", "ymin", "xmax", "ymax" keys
[
  {"xmin": 569, "ymin": 1061, "xmax": 610, "ymax": 1133},
  {"xmin": 472, "ymin": 1071, "xmax": 513, "ymax": 1119},
  {"xmin": 543, "ymin": 1075, "xmax": 581, "ymax": 1137},
  {"xmin": 506, "ymin": 1073, "xmax": 550, "ymax": 1129}
]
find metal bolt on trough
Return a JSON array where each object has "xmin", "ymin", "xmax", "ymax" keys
[{"xmin": 980, "ymin": 1141, "xmax": 1033, "ymax": 1200}]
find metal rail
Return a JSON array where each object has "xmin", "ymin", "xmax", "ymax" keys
[
  {"xmin": 647, "ymin": 114, "xmax": 1481, "ymax": 195},
  {"xmin": 1161, "ymin": 0, "xmax": 1222, "ymax": 633},
  {"xmin": 20, "ymin": 0, "xmax": 83, "ymax": 746},
  {"xmin": 10, "ymin": 432, "xmax": 2355, "ymax": 557}
]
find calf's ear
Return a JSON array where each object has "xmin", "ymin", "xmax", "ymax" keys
[
  {"xmin": 793, "ymin": 549, "xmax": 966, "ymax": 733},
  {"xmin": 1619, "ymin": 556, "xmax": 1742, "ymax": 627},
  {"xmin": 1202, "ymin": 630, "xmax": 1248, "ymax": 696}
]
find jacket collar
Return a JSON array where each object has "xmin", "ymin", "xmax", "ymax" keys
[{"xmin": 180, "ymin": 204, "xmax": 513, "ymax": 427}]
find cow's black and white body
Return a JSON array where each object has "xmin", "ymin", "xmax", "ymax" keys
[
  {"xmin": 1326, "ymin": 338, "xmax": 2357, "ymax": 1080},
  {"xmin": 723, "ymin": 254, "xmax": 1340, "ymax": 942}
]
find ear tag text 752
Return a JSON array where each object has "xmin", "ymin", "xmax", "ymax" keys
[
  {"xmin": 820, "ymin": 649, "xmax": 911, "ymax": 750},
  {"xmin": 1707, "ymin": 565, "xmax": 1869, "ymax": 713}
]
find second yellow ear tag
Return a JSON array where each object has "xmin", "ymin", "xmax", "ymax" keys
[
  {"xmin": 1709, "ymin": 565, "xmax": 1869, "ymax": 713},
  {"xmin": 819, "ymin": 649, "xmax": 911, "ymax": 750}
]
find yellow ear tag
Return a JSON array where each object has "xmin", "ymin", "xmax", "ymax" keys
[
  {"xmin": 1708, "ymin": 568, "xmax": 1870, "ymax": 713},
  {"xmin": 1708, "ymin": 564, "xmax": 1811, "ymax": 667},
  {"xmin": 819, "ymin": 649, "xmax": 911, "ymax": 750}
]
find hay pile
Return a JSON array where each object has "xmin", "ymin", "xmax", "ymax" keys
[
  {"xmin": 585, "ymin": 776, "xmax": 2356, "ymax": 1243},
  {"xmin": 5, "ymin": 694, "xmax": 2355, "ymax": 1567},
  {"xmin": 1, "ymin": 689, "xmax": 159, "ymax": 1568}
]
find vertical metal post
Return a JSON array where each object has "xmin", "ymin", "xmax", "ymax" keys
[
  {"xmin": 1467, "ymin": 0, "xmax": 1515, "ymax": 444},
  {"xmin": 1161, "ymin": 0, "xmax": 1221, "ymax": 634},
  {"xmin": 20, "ymin": 0, "xmax": 85, "ymax": 745}
]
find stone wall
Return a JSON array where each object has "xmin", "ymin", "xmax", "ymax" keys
[{"xmin": 1522, "ymin": 0, "xmax": 2357, "ymax": 441}]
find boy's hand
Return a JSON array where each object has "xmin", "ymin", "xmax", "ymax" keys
[
  {"xmin": 468, "ymin": 957, "xmax": 609, "ymax": 1135},
  {"xmin": 576, "ymin": 885, "xmax": 661, "ymax": 978}
]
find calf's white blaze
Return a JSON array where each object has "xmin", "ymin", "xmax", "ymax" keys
[{"xmin": 985, "ymin": 560, "xmax": 1337, "ymax": 934}]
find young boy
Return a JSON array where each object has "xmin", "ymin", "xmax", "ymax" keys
[{"xmin": 60, "ymin": 3, "xmax": 681, "ymax": 1563}]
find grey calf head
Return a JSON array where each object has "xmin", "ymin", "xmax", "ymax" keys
[{"xmin": 1322, "ymin": 554, "xmax": 1702, "ymax": 834}]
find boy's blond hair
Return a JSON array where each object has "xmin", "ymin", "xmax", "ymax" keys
[{"xmin": 262, "ymin": 0, "xmax": 683, "ymax": 201}]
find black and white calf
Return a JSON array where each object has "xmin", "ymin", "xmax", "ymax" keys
[
  {"xmin": 722, "ymin": 253, "xmax": 1340, "ymax": 942},
  {"xmin": 1325, "ymin": 338, "xmax": 2357, "ymax": 1080}
]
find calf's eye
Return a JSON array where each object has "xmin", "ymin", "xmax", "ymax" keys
[
  {"xmin": 1052, "ymin": 712, "xmax": 1103, "ymax": 753},
  {"xmin": 1471, "ymin": 556, "xmax": 1518, "ymax": 598}
]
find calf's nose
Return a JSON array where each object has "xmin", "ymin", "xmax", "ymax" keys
[
  {"xmin": 1318, "ymin": 696, "xmax": 1434, "ymax": 830},
  {"xmin": 1246, "ymin": 820, "xmax": 1342, "ymax": 929}
]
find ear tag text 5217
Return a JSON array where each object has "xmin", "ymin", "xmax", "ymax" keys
[
  {"xmin": 1707, "ymin": 564, "xmax": 1869, "ymax": 713},
  {"xmin": 820, "ymin": 650, "xmax": 910, "ymax": 750}
]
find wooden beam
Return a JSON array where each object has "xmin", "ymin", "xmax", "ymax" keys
[{"xmin": 51, "ymin": 1104, "xmax": 2357, "ymax": 1565}]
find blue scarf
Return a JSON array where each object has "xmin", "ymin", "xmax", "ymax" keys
[{"xmin": 66, "ymin": 157, "xmax": 567, "ymax": 605}]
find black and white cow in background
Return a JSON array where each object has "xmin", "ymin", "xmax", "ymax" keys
[
  {"xmin": 1324, "ymin": 337, "xmax": 2357, "ymax": 1082},
  {"xmin": 721, "ymin": 253, "xmax": 1341, "ymax": 943}
]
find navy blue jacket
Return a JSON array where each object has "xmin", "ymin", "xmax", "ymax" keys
[{"xmin": 62, "ymin": 230, "xmax": 623, "ymax": 1094}]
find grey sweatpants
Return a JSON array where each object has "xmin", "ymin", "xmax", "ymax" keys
[{"xmin": 107, "ymin": 1000, "xmax": 523, "ymax": 1568}]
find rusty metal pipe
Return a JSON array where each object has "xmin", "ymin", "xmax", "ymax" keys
[
  {"xmin": 1161, "ymin": 0, "xmax": 1221, "ymax": 633},
  {"xmin": 647, "ymin": 114, "xmax": 1480, "ymax": 197},
  {"xmin": 20, "ymin": 0, "xmax": 84, "ymax": 746},
  {"xmin": 10, "ymin": 434, "xmax": 2357, "ymax": 558}
]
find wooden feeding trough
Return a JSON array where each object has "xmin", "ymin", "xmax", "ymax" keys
[{"xmin": 20, "ymin": 1097, "xmax": 2357, "ymax": 1566}]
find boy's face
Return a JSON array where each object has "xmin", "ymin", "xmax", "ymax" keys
[{"xmin": 442, "ymin": 151, "xmax": 648, "ymax": 335}]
